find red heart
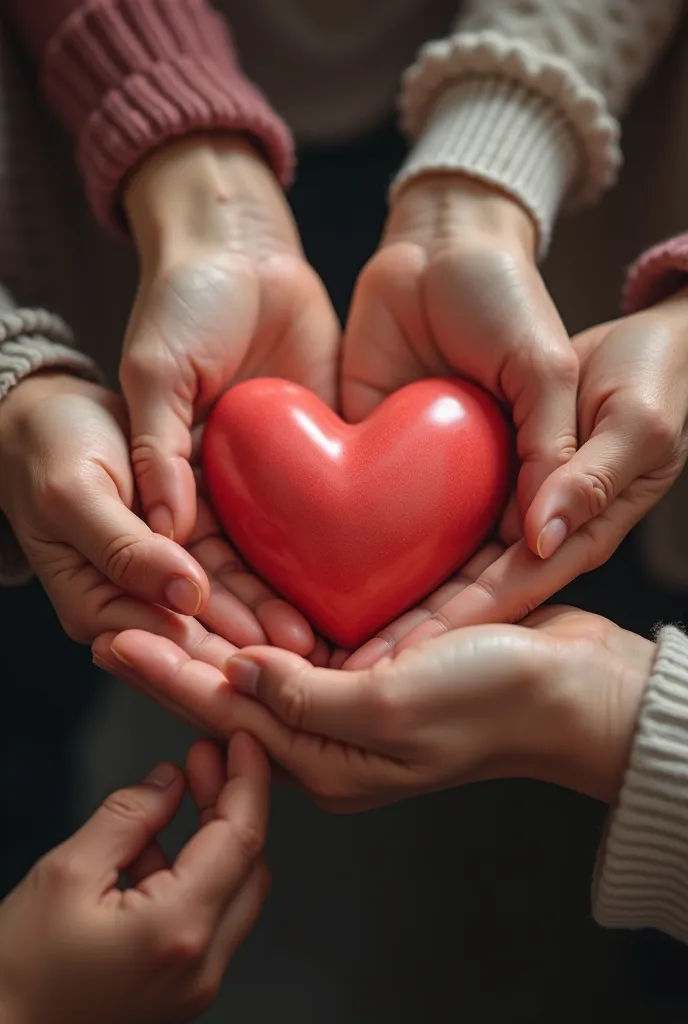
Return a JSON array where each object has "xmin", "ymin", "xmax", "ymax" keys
[{"xmin": 203, "ymin": 378, "xmax": 512, "ymax": 649}]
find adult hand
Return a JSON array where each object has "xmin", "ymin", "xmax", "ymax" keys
[
  {"xmin": 0, "ymin": 733, "xmax": 270, "ymax": 1024},
  {"xmin": 342, "ymin": 173, "xmax": 578, "ymax": 538},
  {"xmin": 122, "ymin": 133, "xmax": 340, "ymax": 544},
  {"xmin": 94, "ymin": 608, "xmax": 653, "ymax": 813},
  {"xmin": 347, "ymin": 285, "xmax": 688, "ymax": 664},
  {"xmin": 0, "ymin": 374, "xmax": 314, "ymax": 652}
]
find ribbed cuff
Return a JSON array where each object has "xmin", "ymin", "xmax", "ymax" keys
[
  {"xmin": 0, "ymin": 310, "xmax": 100, "ymax": 401},
  {"xmin": 593, "ymin": 626, "xmax": 688, "ymax": 944},
  {"xmin": 42, "ymin": 0, "xmax": 295, "ymax": 234},
  {"xmin": 622, "ymin": 235, "xmax": 688, "ymax": 314},
  {"xmin": 396, "ymin": 32, "xmax": 621, "ymax": 255},
  {"xmin": 391, "ymin": 78, "xmax": 578, "ymax": 257}
]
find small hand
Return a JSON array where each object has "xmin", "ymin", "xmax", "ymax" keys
[
  {"xmin": 0, "ymin": 733, "xmax": 270, "ymax": 1024},
  {"xmin": 122, "ymin": 134, "xmax": 340, "ymax": 544},
  {"xmin": 94, "ymin": 608, "xmax": 653, "ymax": 813},
  {"xmin": 0, "ymin": 375, "xmax": 209, "ymax": 644}
]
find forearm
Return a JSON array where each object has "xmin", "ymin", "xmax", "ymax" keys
[
  {"xmin": 393, "ymin": 0, "xmax": 681, "ymax": 255},
  {"xmin": 1, "ymin": 0, "xmax": 294, "ymax": 233}
]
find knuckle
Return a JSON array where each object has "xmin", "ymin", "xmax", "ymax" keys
[
  {"xmin": 366, "ymin": 670, "xmax": 411, "ymax": 744},
  {"xmin": 34, "ymin": 848, "xmax": 86, "ymax": 889},
  {"xmin": 278, "ymin": 675, "xmax": 310, "ymax": 731},
  {"xmin": 40, "ymin": 471, "xmax": 81, "ymax": 514},
  {"xmin": 573, "ymin": 467, "xmax": 618, "ymax": 518},
  {"xmin": 102, "ymin": 787, "xmax": 150, "ymax": 824},
  {"xmin": 155, "ymin": 921, "xmax": 210, "ymax": 967},
  {"xmin": 630, "ymin": 400, "xmax": 676, "ymax": 456},
  {"xmin": 232, "ymin": 821, "xmax": 266, "ymax": 864},
  {"xmin": 99, "ymin": 533, "xmax": 142, "ymax": 587}
]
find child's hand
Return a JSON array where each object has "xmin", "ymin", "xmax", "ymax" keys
[
  {"xmin": 0, "ymin": 374, "xmax": 209, "ymax": 642},
  {"xmin": 121, "ymin": 134, "xmax": 340, "ymax": 545},
  {"xmin": 0, "ymin": 373, "xmax": 314, "ymax": 652},
  {"xmin": 0, "ymin": 733, "xmax": 270, "ymax": 1024}
]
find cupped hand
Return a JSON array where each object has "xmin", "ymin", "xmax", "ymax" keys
[
  {"xmin": 121, "ymin": 134, "xmax": 340, "ymax": 545},
  {"xmin": 348, "ymin": 284, "xmax": 688, "ymax": 663},
  {"xmin": 0, "ymin": 373, "xmax": 315, "ymax": 653},
  {"xmin": 0, "ymin": 733, "xmax": 270, "ymax": 1024},
  {"xmin": 94, "ymin": 607, "xmax": 653, "ymax": 814},
  {"xmin": 342, "ymin": 173, "xmax": 578, "ymax": 532}
]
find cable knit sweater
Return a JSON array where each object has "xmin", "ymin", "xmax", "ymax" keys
[{"xmin": 0, "ymin": 3, "xmax": 687, "ymax": 949}]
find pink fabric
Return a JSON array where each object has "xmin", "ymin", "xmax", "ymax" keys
[
  {"xmin": 2, "ymin": 0, "xmax": 294, "ymax": 233},
  {"xmin": 623, "ymin": 234, "xmax": 688, "ymax": 314}
]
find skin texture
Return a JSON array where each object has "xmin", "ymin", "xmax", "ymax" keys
[
  {"xmin": 0, "ymin": 734, "xmax": 271, "ymax": 1024},
  {"xmin": 92, "ymin": 605, "xmax": 654, "ymax": 812},
  {"xmin": 0, "ymin": 375, "xmax": 317, "ymax": 653}
]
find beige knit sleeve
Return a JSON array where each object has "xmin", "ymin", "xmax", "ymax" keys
[
  {"xmin": 0, "ymin": 283, "xmax": 101, "ymax": 585},
  {"xmin": 392, "ymin": 1, "xmax": 682, "ymax": 255},
  {"xmin": 593, "ymin": 626, "xmax": 688, "ymax": 944}
]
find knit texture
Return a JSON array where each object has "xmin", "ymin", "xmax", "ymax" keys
[
  {"xmin": 623, "ymin": 234, "xmax": 688, "ymax": 314},
  {"xmin": 394, "ymin": 1, "xmax": 681, "ymax": 255},
  {"xmin": 593, "ymin": 627, "xmax": 688, "ymax": 944},
  {"xmin": 7, "ymin": 0, "xmax": 295, "ymax": 233}
]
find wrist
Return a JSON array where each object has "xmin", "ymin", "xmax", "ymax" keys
[
  {"xmin": 125, "ymin": 133, "xmax": 301, "ymax": 268},
  {"xmin": 385, "ymin": 173, "xmax": 537, "ymax": 261},
  {"xmin": 540, "ymin": 635, "xmax": 653, "ymax": 803}
]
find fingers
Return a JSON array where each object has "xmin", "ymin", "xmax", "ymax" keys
[
  {"xmin": 169, "ymin": 733, "xmax": 271, "ymax": 918},
  {"xmin": 226, "ymin": 646, "xmax": 393, "ymax": 749},
  {"xmin": 523, "ymin": 419, "xmax": 655, "ymax": 559},
  {"xmin": 206, "ymin": 861, "xmax": 271, "ymax": 972},
  {"xmin": 58, "ymin": 485, "xmax": 209, "ymax": 616},
  {"xmin": 344, "ymin": 541, "xmax": 504, "ymax": 669},
  {"xmin": 391, "ymin": 490, "xmax": 648, "ymax": 652},
  {"xmin": 187, "ymin": 739, "xmax": 227, "ymax": 826},
  {"xmin": 58, "ymin": 763, "xmax": 186, "ymax": 893},
  {"xmin": 126, "ymin": 840, "xmax": 171, "ymax": 887},
  {"xmin": 120, "ymin": 337, "xmax": 198, "ymax": 545},
  {"xmin": 188, "ymin": 505, "xmax": 314, "ymax": 653}
]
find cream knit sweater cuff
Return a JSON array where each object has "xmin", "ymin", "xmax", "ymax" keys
[
  {"xmin": 392, "ymin": 33, "xmax": 621, "ymax": 257},
  {"xmin": 593, "ymin": 626, "xmax": 688, "ymax": 944}
]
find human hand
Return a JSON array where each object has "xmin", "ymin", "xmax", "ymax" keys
[
  {"xmin": 122, "ymin": 133, "xmax": 340, "ymax": 544},
  {"xmin": 0, "ymin": 733, "xmax": 270, "ymax": 1024},
  {"xmin": 0, "ymin": 372, "xmax": 315, "ymax": 653},
  {"xmin": 94, "ymin": 608, "xmax": 653, "ymax": 814},
  {"xmin": 0, "ymin": 374, "xmax": 209, "ymax": 643},
  {"xmin": 346, "ymin": 286, "xmax": 688, "ymax": 664},
  {"xmin": 342, "ymin": 174, "xmax": 578, "ymax": 537}
]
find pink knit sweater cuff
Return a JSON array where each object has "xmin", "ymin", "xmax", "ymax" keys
[
  {"xmin": 42, "ymin": 0, "xmax": 294, "ymax": 234},
  {"xmin": 623, "ymin": 234, "xmax": 688, "ymax": 314}
]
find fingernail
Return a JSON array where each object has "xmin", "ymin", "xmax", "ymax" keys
[
  {"xmin": 149, "ymin": 504, "xmax": 175, "ymax": 541},
  {"xmin": 109, "ymin": 642, "xmax": 135, "ymax": 670},
  {"xmin": 165, "ymin": 576, "xmax": 203, "ymax": 616},
  {"xmin": 536, "ymin": 517, "xmax": 568, "ymax": 559},
  {"xmin": 143, "ymin": 763, "xmax": 176, "ymax": 788},
  {"xmin": 229, "ymin": 655, "xmax": 260, "ymax": 696},
  {"xmin": 92, "ymin": 654, "xmax": 110, "ymax": 672}
]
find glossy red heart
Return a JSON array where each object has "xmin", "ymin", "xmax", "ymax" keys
[{"xmin": 203, "ymin": 377, "xmax": 512, "ymax": 649}]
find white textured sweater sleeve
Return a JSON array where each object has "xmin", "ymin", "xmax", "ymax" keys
[
  {"xmin": 393, "ymin": 1, "xmax": 682, "ymax": 255},
  {"xmin": 593, "ymin": 626, "xmax": 688, "ymax": 944},
  {"xmin": 0, "ymin": 283, "xmax": 101, "ymax": 585}
]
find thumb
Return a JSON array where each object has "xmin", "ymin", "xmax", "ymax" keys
[
  {"xmin": 60, "ymin": 484, "xmax": 209, "ymax": 615},
  {"xmin": 226, "ymin": 646, "xmax": 390, "ymax": 748},
  {"xmin": 120, "ymin": 343, "xmax": 197, "ymax": 544},
  {"xmin": 62, "ymin": 763, "xmax": 185, "ymax": 891},
  {"xmin": 524, "ymin": 418, "xmax": 648, "ymax": 558}
]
